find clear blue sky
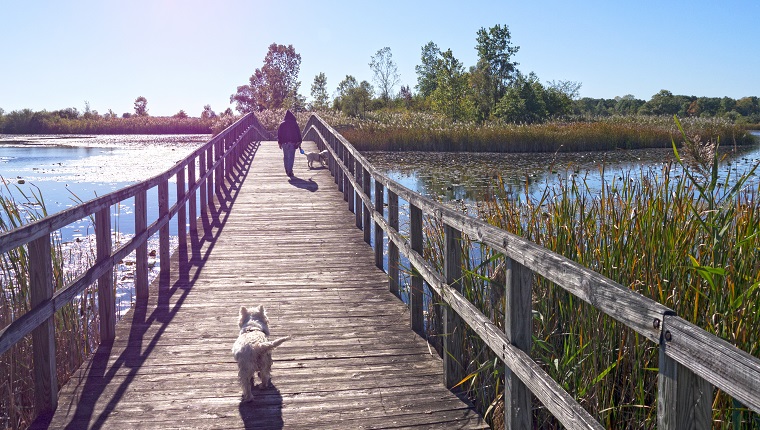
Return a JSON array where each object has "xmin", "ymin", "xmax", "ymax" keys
[{"xmin": 2, "ymin": 0, "xmax": 759, "ymax": 117}]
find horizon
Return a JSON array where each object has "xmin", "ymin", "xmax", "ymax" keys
[{"xmin": 2, "ymin": 0, "xmax": 759, "ymax": 117}]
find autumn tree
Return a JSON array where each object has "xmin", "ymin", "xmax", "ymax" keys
[
  {"xmin": 231, "ymin": 43, "xmax": 302, "ymax": 113},
  {"xmin": 201, "ymin": 104, "xmax": 216, "ymax": 119},
  {"xmin": 134, "ymin": 96, "xmax": 149, "ymax": 116}
]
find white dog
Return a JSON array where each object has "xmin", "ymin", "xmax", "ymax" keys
[
  {"xmin": 231, "ymin": 305, "xmax": 289, "ymax": 401},
  {"xmin": 306, "ymin": 150, "xmax": 329, "ymax": 168}
]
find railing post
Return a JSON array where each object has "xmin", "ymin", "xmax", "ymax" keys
[
  {"xmin": 95, "ymin": 206, "xmax": 115, "ymax": 341},
  {"xmin": 504, "ymin": 258, "xmax": 533, "ymax": 429},
  {"xmin": 444, "ymin": 224, "xmax": 464, "ymax": 388},
  {"xmin": 658, "ymin": 316, "xmax": 713, "ymax": 429},
  {"xmin": 206, "ymin": 144, "xmax": 214, "ymax": 207},
  {"xmin": 188, "ymin": 157, "xmax": 197, "ymax": 234},
  {"xmin": 347, "ymin": 152, "xmax": 355, "ymax": 213},
  {"xmin": 215, "ymin": 139, "xmax": 223, "ymax": 195},
  {"xmin": 388, "ymin": 190, "xmax": 399, "ymax": 297},
  {"xmin": 176, "ymin": 166, "xmax": 187, "ymax": 255},
  {"xmin": 29, "ymin": 233, "xmax": 57, "ymax": 415},
  {"xmin": 158, "ymin": 178, "xmax": 170, "ymax": 278},
  {"xmin": 335, "ymin": 141, "xmax": 342, "ymax": 192},
  {"xmin": 410, "ymin": 204, "xmax": 424, "ymax": 335},
  {"xmin": 374, "ymin": 179, "xmax": 384, "ymax": 270},
  {"xmin": 331, "ymin": 134, "xmax": 337, "ymax": 175},
  {"xmin": 199, "ymin": 151, "xmax": 207, "ymax": 215},
  {"xmin": 363, "ymin": 168, "xmax": 371, "ymax": 245},
  {"xmin": 355, "ymin": 158, "xmax": 362, "ymax": 229},
  {"xmin": 135, "ymin": 190, "xmax": 148, "ymax": 300}
]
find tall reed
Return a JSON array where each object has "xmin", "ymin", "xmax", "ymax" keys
[
  {"xmin": 0, "ymin": 180, "xmax": 99, "ymax": 430},
  {"xmin": 319, "ymin": 110, "xmax": 756, "ymax": 152},
  {"xmin": 419, "ymin": 121, "xmax": 759, "ymax": 427}
]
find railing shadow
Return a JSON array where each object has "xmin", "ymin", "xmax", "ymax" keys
[{"xmin": 32, "ymin": 140, "xmax": 263, "ymax": 429}]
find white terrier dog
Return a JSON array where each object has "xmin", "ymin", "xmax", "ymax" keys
[
  {"xmin": 231, "ymin": 305, "xmax": 289, "ymax": 401},
  {"xmin": 306, "ymin": 150, "xmax": 329, "ymax": 168}
]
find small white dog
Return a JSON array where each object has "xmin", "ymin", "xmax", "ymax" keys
[
  {"xmin": 306, "ymin": 150, "xmax": 329, "ymax": 168},
  {"xmin": 232, "ymin": 305, "xmax": 289, "ymax": 401}
]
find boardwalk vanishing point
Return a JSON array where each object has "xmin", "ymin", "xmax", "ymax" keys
[
  {"xmin": 31, "ymin": 139, "xmax": 488, "ymax": 429},
  {"xmin": 6, "ymin": 112, "xmax": 759, "ymax": 429}
]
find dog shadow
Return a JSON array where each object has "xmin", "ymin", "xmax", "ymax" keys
[
  {"xmin": 288, "ymin": 176, "xmax": 318, "ymax": 192},
  {"xmin": 238, "ymin": 385, "xmax": 284, "ymax": 429}
]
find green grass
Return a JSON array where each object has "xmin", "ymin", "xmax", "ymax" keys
[{"xmin": 417, "ymin": 121, "xmax": 760, "ymax": 428}]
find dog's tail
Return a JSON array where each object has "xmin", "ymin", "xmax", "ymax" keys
[{"xmin": 261, "ymin": 336, "xmax": 290, "ymax": 351}]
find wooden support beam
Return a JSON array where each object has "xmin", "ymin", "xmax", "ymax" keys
[{"xmin": 29, "ymin": 233, "xmax": 57, "ymax": 415}]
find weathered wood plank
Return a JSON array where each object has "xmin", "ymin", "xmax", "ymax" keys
[
  {"xmin": 95, "ymin": 206, "xmax": 115, "ymax": 341},
  {"xmin": 662, "ymin": 314, "xmax": 760, "ymax": 414},
  {"xmin": 29, "ymin": 233, "xmax": 57, "ymax": 415},
  {"xmin": 36, "ymin": 140, "xmax": 486, "ymax": 429}
]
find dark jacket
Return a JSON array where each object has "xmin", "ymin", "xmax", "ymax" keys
[{"xmin": 277, "ymin": 110, "xmax": 302, "ymax": 145}]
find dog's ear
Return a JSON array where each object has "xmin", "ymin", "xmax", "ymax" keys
[
  {"xmin": 258, "ymin": 305, "xmax": 266, "ymax": 315},
  {"xmin": 239, "ymin": 306, "xmax": 249, "ymax": 317}
]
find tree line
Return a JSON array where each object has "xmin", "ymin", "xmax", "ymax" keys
[
  {"xmin": 230, "ymin": 27, "xmax": 759, "ymax": 127},
  {"xmin": 0, "ymin": 97, "xmax": 231, "ymax": 134}
]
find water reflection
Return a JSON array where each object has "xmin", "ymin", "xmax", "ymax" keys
[{"xmin": 364, "ymin": 138, "xmax": 760, "ymax": 203}]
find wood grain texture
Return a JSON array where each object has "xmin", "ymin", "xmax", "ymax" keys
[
  {"xmin": 32, "ymin": 140, "xmax": 486, "ymax": 429},
  {"xmin": 29, "ymin": 233, "xmax": 57, "ymax": 415},
  {"xmin": 662, "ymin": 314, "xmax": 760, "ymax": 414}
]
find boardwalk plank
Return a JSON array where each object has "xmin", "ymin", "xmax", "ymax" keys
[{"xmin": 33, "ymin": 141, "xmax": 486, "ymax": 429}]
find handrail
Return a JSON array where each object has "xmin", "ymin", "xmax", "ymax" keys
[
  {"xmin": 303, "ymin": 113, "xmax": 760, "ymax": 428},
  {"xmin": 0, "ymin": 112, "xmax": 268, "ymax": 416}
]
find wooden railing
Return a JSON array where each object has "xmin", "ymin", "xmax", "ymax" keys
[
  {"xmin": 303, "ymin": 113, "xmax": 760, "ymax": 429},
  {"xmin": 0, "ymin": 113, "xmax": 268, "ymax": 416}
]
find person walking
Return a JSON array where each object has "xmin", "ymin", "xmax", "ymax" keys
[{"xmin": 277, "ymin": 110, "xmax": 302, "ymax": 177}]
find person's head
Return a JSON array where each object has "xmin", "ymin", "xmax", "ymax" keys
[{"xmin": 284, "ymin": 110, "xmax": 296, "ymax": 121}]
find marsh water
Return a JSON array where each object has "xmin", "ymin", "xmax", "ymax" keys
[
  {"xmin": 0, "ymin": 134, "xmax": 210, "ymax": 241},
  {"xmin": 1, "ymin": 134, "xmax": 210, "ymax": 314},
  {"xmin": 3, "ymin": 132, "xmax": 759, "ymax": 237},
  {"xmin": 2, "ymin": 132, "xmax": 758, "ymax": 313},
  {"xmin": 363, "ymin": 133, "xmax": 760, "ymax": 205}
]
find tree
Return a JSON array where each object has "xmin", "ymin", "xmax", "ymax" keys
[
  {"xmin": 415, "ymin": 41, "xmax": 441, "ymax": 98},
  {"xmin": 369, "ymin": 47, "xmax": 400, "ymax": 106},
  {"xmin": 644, "ymin": 90, "xmax": 679, "ymax": 116},
  {"xmin": 430, "ymin": 49, "xmax": 473, "ymax": 122},
  {"xmin": 230, "ymin": 43, "xmax": 302, "ymax": 113},
  {"xmin": 475, "ymin": 24, "xmax": 520, "ymax": 104},
  {"xmin": 173, "ymin": 110, "xmax": 188, "ymax": 119},
  {"xmin": 469, "ymin": 59, "xmax": 495, "ymax": 122},
  {"xmin": 544, "ymin": 80, "xmax": 581, "ymax": 117},
  {"xmin": 493, "ymin": 73, "xmax": 547, "ymax": 124},
  {"xmin": 310, "ymin": 72, "xmax": 330, "ymax": 110},
  {"xmin": 399, "ymin": 85, "xmax": 413, "ymax": 108},
  {"xmin": 333, "ymin": 75, "xmax": 373, "ymax": 117},
  {"xmin": 134, "ymin": 96, "xmax": 149, "ymax": 116},
  {"xmin": 201, "ymin": 104, "xmax": 216, "ymax": 119}
]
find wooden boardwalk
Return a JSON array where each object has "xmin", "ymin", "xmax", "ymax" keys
[{"xmin": 33, "ymin": 140, "xmax": 486, "ymax": 429}]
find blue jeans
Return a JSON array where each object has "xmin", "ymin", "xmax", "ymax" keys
[{"xmin": 281, "ymin": 142, "xmax": 298, "ymax": 175}]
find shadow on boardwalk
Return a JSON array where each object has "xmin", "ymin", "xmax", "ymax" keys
[
  {"xmin": 32, "ymin": 140, "xmax": 486, "ymax": 429},
  {"xmin": 33, "ymin": 142, "xmax": 286, "ymax": 429}
]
